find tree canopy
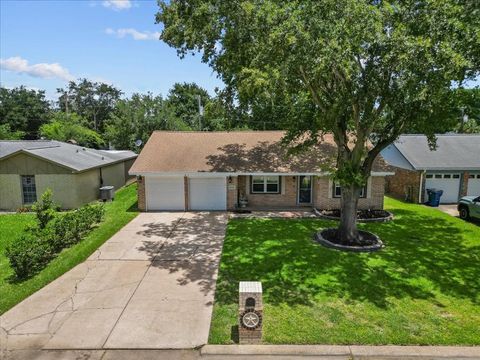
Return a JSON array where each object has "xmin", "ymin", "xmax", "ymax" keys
[
  {"xmin": 157, "ymin": 0, "xmax": 480, "ymax": 243},
  {"xmin": 0, "ymin": 86, "xmax": 51, "ymax": 139},
  {"xmin": 57, "ymin": 78, "xmax": 122, "ymax": 133},
  {"xmin": 39, "ymin": 112, "xmax": 105, "ymax": 149}
]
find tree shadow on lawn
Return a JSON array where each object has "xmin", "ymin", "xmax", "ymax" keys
[{"xmin": 214, "ymin": 208, "xmax": 480, "ymax": 309}]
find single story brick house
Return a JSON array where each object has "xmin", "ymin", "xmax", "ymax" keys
[
  {"xmin": 0, "ymin": 140, "xmax": 137, "ymax": 210},
  {"xmin": 129, "ymin": 131, "xmax": 393, "ymax": 211},
  {"xmin": 381, "ymin": 134, "xmax": 480, "ymax": 204}
]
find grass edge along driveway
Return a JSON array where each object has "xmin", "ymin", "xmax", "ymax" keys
[
  {"xmin": 0, "ymin": 183, "xmax": 139, "ymax": 315},
  {"xmin": 209, "ymin": 196, "xmax": 480, "ymax": 345}
]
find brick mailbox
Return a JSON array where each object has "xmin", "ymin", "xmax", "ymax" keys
[{"xmin": 238, "ymin": 281, "xmax": 263, "ymax": 344}]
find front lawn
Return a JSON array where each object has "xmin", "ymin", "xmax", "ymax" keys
[
  {"xmin": 209, "ymin": 197, "xmax": 480, "ymax": 345},
  {"xmin": 0, "ymin": 183, "xmax": 138, "ymax": 315}
]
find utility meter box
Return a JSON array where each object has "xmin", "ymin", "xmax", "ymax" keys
[{"xmin": 238, "ymin": 281, "xmax": 263, "ymax": 344}]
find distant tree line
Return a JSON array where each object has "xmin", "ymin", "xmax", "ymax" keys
[{"xmin": 1, "ymin": 79, "xmax": 479, "ymax": 150}]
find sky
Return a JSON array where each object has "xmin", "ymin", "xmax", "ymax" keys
[
  {"xmin": 1, "ymin": 0, "xmax": 478, "ymax": 103},
  {"xmin": 0, "ymin": 0, "xmax": 224, "ymax": 101}
]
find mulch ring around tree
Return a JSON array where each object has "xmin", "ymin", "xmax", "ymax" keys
[
  {"xmin": 314, "ymin": 209, "xmax": 393, "ymax": 222},
  {"xmin": 314, "ymin": 228, "xmax": 384, "ymax": 252}
]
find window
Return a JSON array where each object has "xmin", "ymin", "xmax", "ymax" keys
[
  {"xmin": 477, "ymin": 175, "xmax": 480, "ymax": 179},
  {"xmin": 452, "ymin": 174, "xmax": 460, "ymax": 179},
  {"xmin": 426, "ymin": 174, "xmax": 433, "ymax": 179},
  {"xmin": 251, "ymin": 176, "xmax": 280, "ymax": 194},
  {"xmin": 435, "ymin": 174, "xmax": 442, "ymax": 179},
  {"xmin": 21, "ymin": 175, "xmax": 37, "ymax": 204},
  {"xmin": 469, "ymin": 174, "xmax": 475, "ymax": 179},
  {"xmin": 443, "ymin": 174, "xmax": 451, "ymax": 179},
  {"xmin": 333, "ymin": 182, "xmax": 366, "ymax": 198}
]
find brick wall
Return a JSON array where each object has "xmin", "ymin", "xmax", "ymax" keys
[
  {"xmin": 137, "ymin": 176, "xmax": 146, "ymax": 211},
  {"xmin": 385, "ymin": 167, "xmax": 422, "ymax": 203},
  {"xmin": 240, "ymin": 175, "xmax": 299, "ymax": 208},
  {"xmin": 227, "ymin": 176, "xmax": 238, "ymax": 210},
  {"xmin": 460, "ymin": 171, "xmax": 469, "ymax": 197},
  {"xmin": 313, "ymin": 176, "xmax": 385, "ymax": 210},
  {"xmin": 237, "ymin": 175, "xmax": 385, "ymax": 210}
]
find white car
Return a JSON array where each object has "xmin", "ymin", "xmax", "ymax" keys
[{"xmin": 458, "ymin": 196, "xmax": 480, "ymax": 220}]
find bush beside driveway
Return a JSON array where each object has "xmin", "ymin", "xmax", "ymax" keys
[
  {"xmin": 0, "ymin": 183, "xmax": 139, "ymax": 315},
  {"xmin": 209, "ymin": 196, "xmax": 480, "ymax": 345}
]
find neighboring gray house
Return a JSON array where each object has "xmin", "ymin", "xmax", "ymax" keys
[
  {"xmin": 0, "ymin": 140, "xmax": 137, "ymax": 210},
  {"xmin": 381, "ymin": 134, "xmax": 480, "ymax": 204}
]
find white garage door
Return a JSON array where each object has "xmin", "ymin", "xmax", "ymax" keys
[
  {"xmin": 189, "ymin": 177, "xmax": 226, "ymax": 210},
  {"xmin": 467, "ymin": 174, "xmax": 480, "ymax": 196},
  {"xmin": 145, "ymin": 176, "xmax": 184, "ymax": 211},
  {"xmin": 425, "ymin": 173, "xmax": 461, "ymax": 204}
]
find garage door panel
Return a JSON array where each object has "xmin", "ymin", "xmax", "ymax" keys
[
  {"xmin": 467, "ymin": 174, "xmax": 480, "ymax": 196},
  {"xmin": 146, "ymin": 177, "xmax": 184, "ymax": 211},
  {"xmin": 189, "ymin": 177, "xmax": 226, "ymax": 210},
  {"xmin": 425, "ymin": 173, "xmax": 460, "ymax": 204}
]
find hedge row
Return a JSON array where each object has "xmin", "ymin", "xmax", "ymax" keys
[{"xmin": 6, "ymin": 193, "xmax": 105, "ymax": 280}]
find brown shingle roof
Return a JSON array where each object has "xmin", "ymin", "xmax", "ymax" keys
[{"xmin": 129, "ymin": 131, "xmax": 391, "ymax": 174}]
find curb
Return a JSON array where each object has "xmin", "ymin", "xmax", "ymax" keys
[{"xmin": 201, "ymin": 345, "xmax": 480, "ymax": 359}]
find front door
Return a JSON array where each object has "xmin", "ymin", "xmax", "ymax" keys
[{"xmin": 298, "ymin": 176, "xmax": 312, "ymax": 204}]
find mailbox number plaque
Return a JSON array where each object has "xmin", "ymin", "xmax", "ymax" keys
[{"xmin": 241, "ymin": 310, "xmax": 262, "ymax": 329}]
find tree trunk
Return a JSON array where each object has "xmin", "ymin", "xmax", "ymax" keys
[{"xmin": 338, "ymin": 184, "xmax": 361, "ymax": 245}]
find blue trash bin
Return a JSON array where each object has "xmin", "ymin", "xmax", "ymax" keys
[{"xmin": 426, "ymin": 189, "xmax": 443, "ymax": 207}]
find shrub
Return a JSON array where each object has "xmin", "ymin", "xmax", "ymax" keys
[
  {"xmin": 50, "ymin": 203, "xmax": 105, "ymax": 247},
  {"xmin": 6, "ymin": 232, "xmax": 54, "ymax": 279},
  {"xmin": 79, "ymin": 203, "xmax": 105, "ymax": 224},
  {"xmin": 6, "ymin": 201, "xmax": 105, "ymax": 279},
  {"xmin": 31, "ymin": 189, "xmax": 57, "ymax": 229}
]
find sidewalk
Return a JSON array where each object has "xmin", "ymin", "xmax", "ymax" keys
[
  {"xmin": 4, "ymin": 345, "xmax": 480, "ymax": 360},
  {"xmin": 201, "ymin": 345, "xmax": 480, "ymax": 359}
]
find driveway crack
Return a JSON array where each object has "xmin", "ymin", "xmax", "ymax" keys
[{"xmin": 100, "ymin": 213, "xmax": 186, "ymax": 348}]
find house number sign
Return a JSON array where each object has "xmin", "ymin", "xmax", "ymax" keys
[{"xmin": 241, "ymin": 310, "xmax": 262, "ymax": 329}]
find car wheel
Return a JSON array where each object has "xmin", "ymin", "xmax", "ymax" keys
[{"xmin": 459, "ymin": 207, "xmax": 470, "ymax": 220}]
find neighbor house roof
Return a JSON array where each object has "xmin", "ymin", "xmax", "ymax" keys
[
  {"xmin": 0, "ymin": 140, "xmax": 137, "ymax": 172},
  {"xmin": 386, "ymin": 134, "xmax": 480, "ymax": 171},
  {"xmin": 129, "ymin": 131, "xmax": 392, "ymax": 175}
]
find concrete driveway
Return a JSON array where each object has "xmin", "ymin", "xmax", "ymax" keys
[
  {"xmin": 437, "ymin": 204, "xmax": 459, "ymax": 217},
  {"xmin": 0, "ymin": 212, "xmax": 226, "ymax": 353}
]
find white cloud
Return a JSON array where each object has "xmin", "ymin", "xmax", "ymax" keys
[
  {"xmin": 0, "ymin": 56, "xmax": 74, "ymax": 81},
  {"xmin": 105, "ymin": 28, "xmax": 160, "ymax": 41},
  {"xmin": 102, "ymin": 0, "xmax": 132, "ymax": 11}
]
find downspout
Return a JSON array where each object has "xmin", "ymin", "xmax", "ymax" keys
[{"xmin": 418, "ymin": 170, "xmax": 425, "ymax": 204}]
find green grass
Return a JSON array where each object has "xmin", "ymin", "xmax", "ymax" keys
[
  {"xmin": 209, "ymin": 197, "xmax": 480, "ymax": 345},
  {"xmin": 0, "ymin": 183, "xmax": 138, "ymax": 315}
]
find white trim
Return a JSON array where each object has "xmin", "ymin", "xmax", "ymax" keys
[
  {"xmin": 418, "ymin": 170, "xmax": 424, "ymax": 203},
  {"xmin": 370, "ymin": 172, "xmax": 395, "ymax": 176},
  {"xmin": 415, "ymin": 167, "xmax": 480, "ymax": 171},
  {"xmin": 130, "ymin": 171, "xmax": 394, "ymax": 177},
  {"xmin": 366, "ymin": 177, "xmax": 372, "ymax": 199}
]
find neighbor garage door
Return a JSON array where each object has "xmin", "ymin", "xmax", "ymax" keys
[
  {"xmin": 467, "ymin": 173, "xmax": 480, "ymax": 196},
  {"xmin": 189, "ymin": 177, "xmax": 226, "ymax": 210},
  {"xmin": 425, "ymin": 173, "xmax": 461, "ymax": 204},
  {"xmin": 145, "ymin": 176, "xmax": 184, "ymax": 211}
]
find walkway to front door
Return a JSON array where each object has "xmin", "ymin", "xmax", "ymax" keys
[{"xmin": 0, "ymin": 212, "xmax": 226, "ymax": 351}]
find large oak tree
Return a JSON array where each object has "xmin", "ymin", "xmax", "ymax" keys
[{"xmin": 157, "ymin": 0, "xmax": 479, "ymax": 244}]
